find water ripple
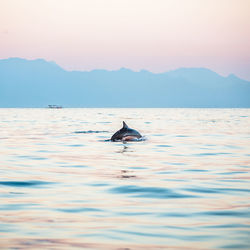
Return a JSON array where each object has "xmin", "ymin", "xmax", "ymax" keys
[
  {"xmin": 111, "ymin": 229, "xmax": 217, "ymax": 241},
  {"xmin": 220, "ymin": 244, "xmax": 250, "ymax": 249},
  {"xmin": 110, "ymin": 185, "xmax": 197, "ymax": 199},
  {"xmin": 0, "ymin": 203, "xmax": 38, "ymax": 211},
  {"xmin": 57, "ymin": 207, "xmax": 103, "ymax": 213},
  {"xmin": 185, "ymin": 186, "xmax": 250, "ymax": 194},
  {"xmin": 0, "ymin": 180, "xmax": 54, "ymax": 187},
  {"xmin": 74, "ymin": 130, "xmax": 109, "ymax": 134},
  {"xmin": 200, "ymin": 210, "xmax": 250, "ymax": 218}
]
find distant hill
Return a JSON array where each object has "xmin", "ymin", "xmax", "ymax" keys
[{"xmin": 0, "ymin": 57, "xmax": 250, "ymax": 107}]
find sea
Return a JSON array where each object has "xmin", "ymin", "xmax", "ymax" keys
[{"xmin": 0, "ymin": 108, "xmax": 249, "ymax": 249}]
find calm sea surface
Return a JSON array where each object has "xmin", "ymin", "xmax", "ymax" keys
[{"xmin": 0, "ymin": 108, "xmax": 250, "ymax": 249}]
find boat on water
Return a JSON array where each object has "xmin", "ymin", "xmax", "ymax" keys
[{"xmin": 47, "ymin": 105, "xmax": 63, "ymax": 109}]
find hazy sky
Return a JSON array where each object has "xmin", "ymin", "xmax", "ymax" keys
[{"xmin": 1, "ymin": 0, "xmax": 250, "ymax": 80}]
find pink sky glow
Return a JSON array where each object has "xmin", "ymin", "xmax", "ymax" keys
[{"xmin": 1, "ymin": 0, "xmax": 250, "ymax": 80}]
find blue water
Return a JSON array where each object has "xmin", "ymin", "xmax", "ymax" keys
[{"xmin": 0, "ymin": 108, "xmax": 250, "ymax": 249}]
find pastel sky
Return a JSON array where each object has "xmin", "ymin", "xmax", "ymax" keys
[{"xmin": 1, "ymin": 0, "xmax": 250, "ymax": 80}]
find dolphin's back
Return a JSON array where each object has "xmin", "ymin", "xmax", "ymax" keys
[{"xmin": 111, "ymin": 121, "xmax": 142, "ymax": 141}]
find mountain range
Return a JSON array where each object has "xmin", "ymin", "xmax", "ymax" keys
[{"xmin": 0, "ymin": 57, "xmax": 249, "ymax": 107}]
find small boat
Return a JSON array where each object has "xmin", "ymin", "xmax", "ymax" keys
[{"xmin": 48, "ymin": 105, "xmax": 63, "ymax": 109}]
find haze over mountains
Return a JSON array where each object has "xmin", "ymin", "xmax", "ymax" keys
[{"xmin": 0, "ymin": 58, "xmax": 250, "ymax": 108}]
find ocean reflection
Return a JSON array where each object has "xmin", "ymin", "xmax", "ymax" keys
[{"xmin": 0, "ymin": 108, "xmax": 250, "ymax": 249}]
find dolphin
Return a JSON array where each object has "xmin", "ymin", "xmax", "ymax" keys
[{"xmin": 111, "ymin": 121, "xmax": 142, "ymax": 142}]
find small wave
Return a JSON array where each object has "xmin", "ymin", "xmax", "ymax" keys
[
  {"xmin": 194, "ymin": 152, "xmax": 232, "ymax": 156},
  {"xmin": 202, "ymin": 223, "xmax": 250, "ymax": 229},
  {"xmin": 0, "ymin": 180, "xmax": 53, "ymax": 187},
  {"xmin": 185, "ymin": 186, "xmax": 250, "ymax": 195},
  {"xmin": 57, "ymin": 207, "xmax": 103, "ymax": 213},
  {"xmin": 199, "ymin": 209, "xmax": 250, "ymax": 218},
  {"xmin": 111, "ymin": 229, "xmax": 216, "ymax": 241},
  {"xmin": 153, "ymin": 134, "xmax": 165, "ymax": 136},
  {"xmin": 109, "ymin": 185, "xmax": 196, "ymax": 199},
  {"xmin": 156, "ymin": 144, "xmax": 172, "ymax": 147},
  {"xmin": 60, "ymin": 164, "xmax": 89, "ymax": 168},
  {"xmin": 0, "ymin": 203, "xmax": 37, "ymax": 211},
  {"xmin": 220, "ymin": 243, "xmax": 250, "ymax": 249},
  {"xmin": 74, "ymin": 130, "xmax": 109, "ymax": 134}
]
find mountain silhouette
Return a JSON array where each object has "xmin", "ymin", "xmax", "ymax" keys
[{"xmin": 1, "ymin": 58, "xmax": 249, "ymax": 107}]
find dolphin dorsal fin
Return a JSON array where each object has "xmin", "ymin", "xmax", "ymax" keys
[{"xmin": 122, "ymin": 121, "xmax": 128, "ymax": 129}]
